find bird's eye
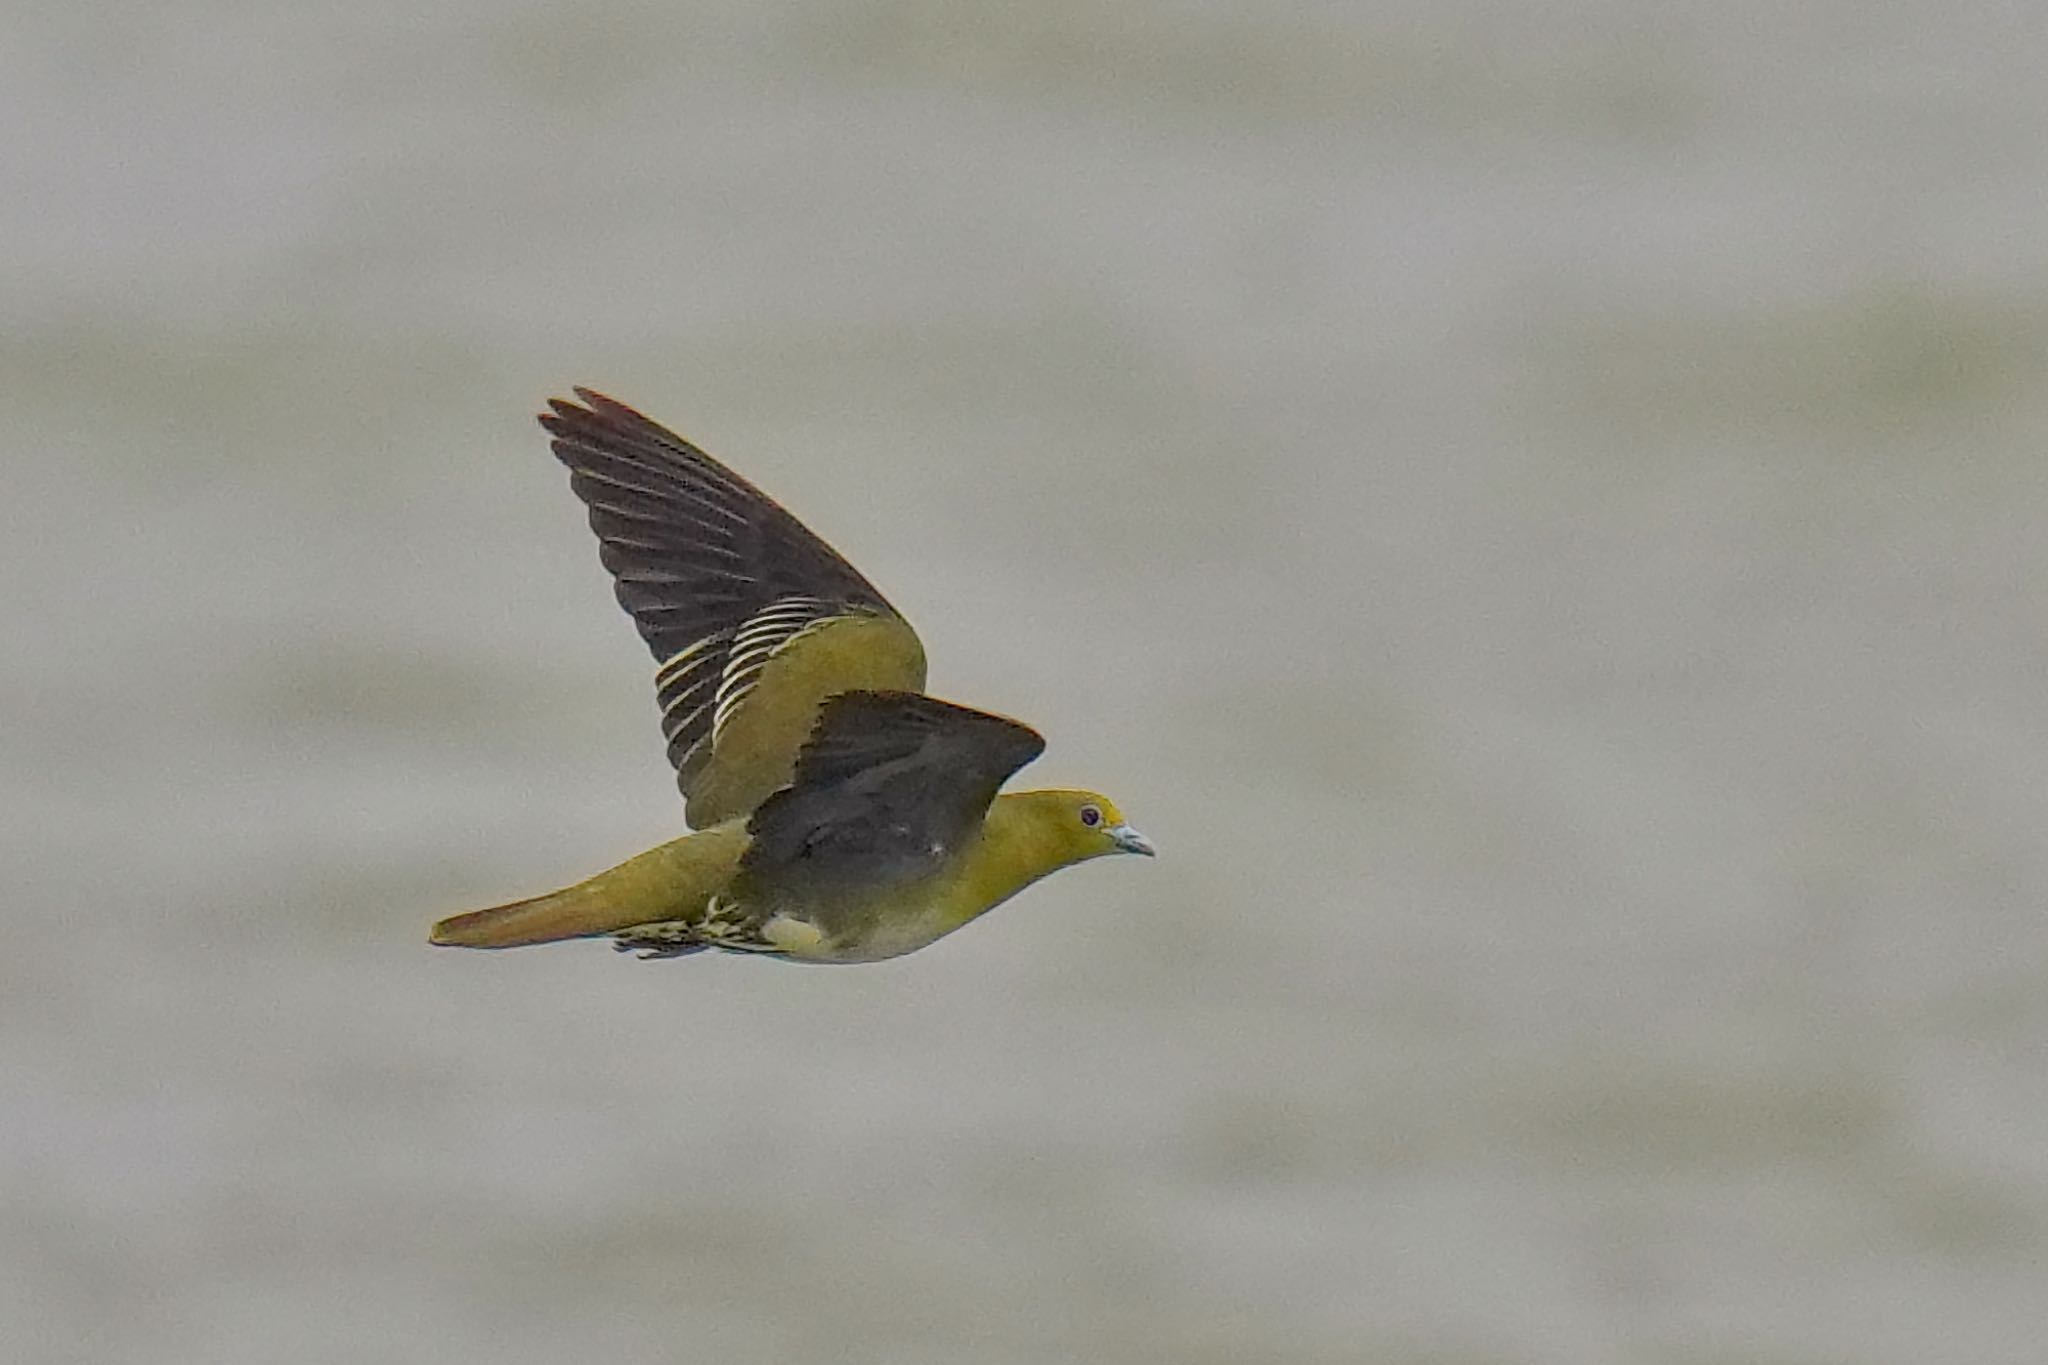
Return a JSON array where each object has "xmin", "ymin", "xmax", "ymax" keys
[{"xmin": 1079, "ymin": 805, "xmax": 1102, "ymax": 828}]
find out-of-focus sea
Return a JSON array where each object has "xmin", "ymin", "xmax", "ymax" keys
[{"xmin": 6, "ymin": 3, "xmax": 2046, "ymax": 1362}]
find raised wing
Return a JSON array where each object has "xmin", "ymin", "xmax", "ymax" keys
[
  {"xmin": 741, "ymin": 691, "xmax": 1045, "ymax": 891},
  {"xmin": 542, "ymin": 390, "xmax": 927, "ymax": 826}
]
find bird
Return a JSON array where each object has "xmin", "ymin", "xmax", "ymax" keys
[{"xmin": 428, "ymin": 389, "xmax": 1153, "ymax": 964}]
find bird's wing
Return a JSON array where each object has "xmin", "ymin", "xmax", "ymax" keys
[
  {"xmin": 741, "ymin": 691, "xmax": 1045, "ymax": 892},
  {"xmin": 543, "ymin": 390, "xmax": 928, "ymax": 826}
]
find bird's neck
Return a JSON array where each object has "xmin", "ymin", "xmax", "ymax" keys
[{"xmin": 946, "ymin": 793, "xmax": 1083, "ymax": 925}]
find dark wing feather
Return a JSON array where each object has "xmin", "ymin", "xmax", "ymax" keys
[
  {"xmin": 541, "ymin": 390, "xmax": 917, "ymax": 803},
  {"xmin": 742, "ymin": 691, "xmax": 1045, "ymax": 890}
]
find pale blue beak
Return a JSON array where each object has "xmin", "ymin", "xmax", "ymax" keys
[{"xmin": 1107, "ymin": 823, "xmax": 1156, "ymax": 857}]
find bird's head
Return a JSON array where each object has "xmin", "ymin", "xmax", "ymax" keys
[{"xmin": 1013, "ymin": 788, "xmax": 1156, "ymax": 863}]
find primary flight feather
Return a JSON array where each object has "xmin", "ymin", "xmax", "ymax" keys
[{"xmin": 429, "ymin": 390, "xmax": 1152, "ymax": 964}]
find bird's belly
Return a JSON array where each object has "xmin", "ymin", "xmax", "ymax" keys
[{"xmin": 762, "ymin": 900, "xmax": 959, "ymax": 964}]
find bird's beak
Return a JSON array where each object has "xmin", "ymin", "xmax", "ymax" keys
[{"xmin": 1107, "ymin": 824, "xmax": 1156, "ymax": 857}]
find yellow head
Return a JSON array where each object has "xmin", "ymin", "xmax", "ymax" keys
[
  {"xmin": 1002, "ymin": 788, "xmax": 1156, "ymax": 864},
  {"xmin": 953, "ymin": 788, "xmax": 1155, "ymax": 928}
]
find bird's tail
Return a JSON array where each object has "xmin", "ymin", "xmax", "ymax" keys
[
  {"xmin": 429, "ymin": 882, "xmax": 630, "ymax": 949},
  {"xmin": 428, "ymin": 826, "xmax": 747, "ymax": 950}
]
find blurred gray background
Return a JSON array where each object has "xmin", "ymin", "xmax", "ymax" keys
[{"xmin": 6, "ymin": 3, "xmax": 2046, "ymax": 1362}]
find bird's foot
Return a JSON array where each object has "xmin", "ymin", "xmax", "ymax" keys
[{"xmin": 611, "ymin": 920, "xmax": 709, "ymax": 959}]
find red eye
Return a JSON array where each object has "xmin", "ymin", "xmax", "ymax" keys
[{"xmin": 1079, "ymin": 805, "xmax": 1102, "ymax": 827}]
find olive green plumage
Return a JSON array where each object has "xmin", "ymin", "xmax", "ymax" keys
[{"xmin": 429, "ymin": 390, "xmax": 1151, "ymax": 964}]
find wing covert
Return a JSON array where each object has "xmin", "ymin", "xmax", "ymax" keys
[{"xmin": 741, "ymin": 691, "xmax": 1045, "ymax": 890}]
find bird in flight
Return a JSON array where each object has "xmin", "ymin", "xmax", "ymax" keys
[{"xmin": 430, "ymin": 390, "xmax": 1152, "ymax": 963}]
